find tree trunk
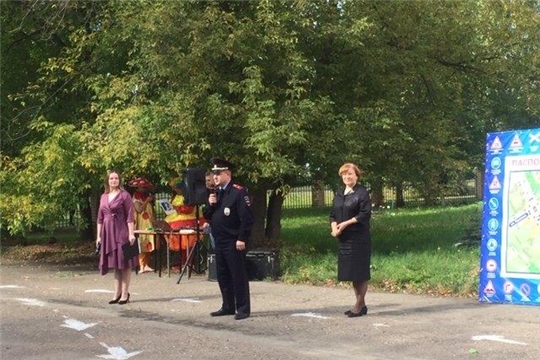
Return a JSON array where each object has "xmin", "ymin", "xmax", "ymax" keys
[
  {"xmin": 370, "ymin": 178, "xmax": 384, "ymax": 208},
  {"xmin": 311, "ymin": 180, "xmax": 326, "ymax": 208},
  {"xmin": 475, "ymin": 169, "xmax": 484, "ymax": 200},
  {"xmin": 421, "ymin": 181, "xmax": 439, "ymax": 206},
  {"xmin": 79, "ymin": 190, "xmax": 95, "ymax": 241},
  {"xmin": 265, "ymin": 189, "xmax": 284, "ymax": 245},
  {"xmin": 88, "ymin": 186, "xmax": 101, "ymax": 239},
  {"xmin": 396, "ymin": 183, "xmax": 405, "ymax": 208},
  {"xmin": 249, "ymin": 187, "xmax": 267, "ymax": 250}
]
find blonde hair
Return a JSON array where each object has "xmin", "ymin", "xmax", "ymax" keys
[
  {"xmin": 104, "ymin": 170, "xmax": 124, "ymax": 193},
  {"xmin": 338, "ymin": 163, "xmax": 361, "ymax": 178}
]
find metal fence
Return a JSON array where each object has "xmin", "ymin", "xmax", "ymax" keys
[
  {"xmin": 56, "ymin": 179, "xmax": 479, "ymax": 228},
  {"xmin": 280, "ymin": 182, "xmax": 479, "ymax": 209}
]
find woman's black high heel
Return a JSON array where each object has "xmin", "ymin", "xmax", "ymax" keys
[
  {"xmin": 118, "ymin": 293, "xmax": 130, "ymax": 305},
  {"xmin": 109, "ymin": 295, "xmax": 121, "ymax": 305},
  {"xmin": 347, "ymin": 306, "xmax": 368, "ymax": 318}
]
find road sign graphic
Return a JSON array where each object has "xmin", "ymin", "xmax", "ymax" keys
[{"xmin": 480, "ymin": 128, "xmax": 540, "ymax": 306}]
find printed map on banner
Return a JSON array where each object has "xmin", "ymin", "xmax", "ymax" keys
[
  {"xmin": 503, "ymin": 166, "xmax": 540, "ymax": 276},
  {"xmin": 480, "ymin": 128, "xmax": 540, "ymax": 305}
]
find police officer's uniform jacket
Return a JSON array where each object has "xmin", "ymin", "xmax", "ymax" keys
[{"xmin": 203, "ymin": 182, "xmax": 254, "ymax": 248}]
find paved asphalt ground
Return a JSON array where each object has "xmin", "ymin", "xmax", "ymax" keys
[{"xmin": 0, "ymin": 261, "xmax": 539, "ymax": 360}]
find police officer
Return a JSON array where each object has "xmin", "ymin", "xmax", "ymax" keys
[{"xmin": 203, "ymin": 158, "xmax": 254, "ymax": 320}]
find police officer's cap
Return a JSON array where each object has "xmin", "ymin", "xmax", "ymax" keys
[{"xmin": 211, "ymin": 157, "xmax": 235, "ymax": 172}]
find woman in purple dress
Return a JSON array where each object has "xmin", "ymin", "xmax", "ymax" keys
[{"xmin": 96, "ymin": 171, "xmax": 137, "ymax": 305}]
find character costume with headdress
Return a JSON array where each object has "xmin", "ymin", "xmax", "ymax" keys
[
  {"xmin": 165, "ymin": 177, "xmax": 206, "ymax": 267},
  {"xmin": 128, "ymin": 177, "xmax": 156, "ymax": 273}
]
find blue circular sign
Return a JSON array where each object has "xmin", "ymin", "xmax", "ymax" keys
[
  {"xmin": 488, "ymin": 218, "xmax": 499, "ymax": 231},
  {"xmin": 520, "ymin": 283, "xmax": 531, "ymax": 297},
  {"xmin": 491, "ymin": 157, "xmax": 501, "ymax": 170},
  {"xmin": 488, "ymin": 198, "xmax": 499, "ymax": 210},
  {"xmin": 487, "ymin": 238, "xmax": 498, "ymax": 252}
]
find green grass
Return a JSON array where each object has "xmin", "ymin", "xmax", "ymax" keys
[
  {"xmin": 280, "ymin": 203, "xmax": 482, "ymax": 297},
  {"xmin": 2, "ymin": 203, "xmax": 482, "ymax": 297}
]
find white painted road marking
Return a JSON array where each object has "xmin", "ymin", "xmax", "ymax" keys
[
  {"xmin": 15, "ymin": 298, "xmax": 47, "ymax": 307},
  {"xmin": 0, "ymin": 285, "xmax": 25, "ymax": 289},
  {"xmin": 171, "ymin": 298, "xmax": 202, "ymax": 303},
  {"xmin": 472, "ymin": 335, "xmax": 527, "ymax": 345},
  {"xmin": 85, "ymin": 289, "xmax": 115, "ymax": 293},
  {"xmin": 97, "ymin": 342, "xmax": 143, "ymax": 359},
  {"xmin": 61, "ymin": 318, "xmax": 98, "ymax": 331},
  {"xmin": 291, "ymin": 312, "xmax": 329, "ymax": 319}
]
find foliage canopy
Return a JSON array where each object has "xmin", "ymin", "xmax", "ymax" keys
[{"xmin": 1, "ymin": 0, "xmax": 539, "ymax": 244}]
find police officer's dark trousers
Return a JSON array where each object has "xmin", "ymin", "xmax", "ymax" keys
[{"xmin": 215, "ymin": 243, "xmax": 250, "ymax": 315}]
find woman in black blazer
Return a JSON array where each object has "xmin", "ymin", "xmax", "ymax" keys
[{"xmin": 330, "ymin": 163, "xmax": 372, "ymax": 317}]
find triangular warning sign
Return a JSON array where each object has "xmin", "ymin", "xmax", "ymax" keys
[
  {"xmin": 484, "ymin": 280, "xmax": 495, "ymax": 294},
  {"xmin": 510, "ymin": 134, "xmax": 523, "ymax": 149},
  {"xmin": 490, "ymin": 136, "xmax": 503, "ymax": 151},
  {"xmin": 489, "ymin": 176, "xmax": 502, "ymax": 190}
]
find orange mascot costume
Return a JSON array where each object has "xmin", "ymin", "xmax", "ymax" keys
[
  {"xmin": 164, "ymin": 178, "xmax": 205, "ymax": 269},
  {"xmin": 128, "ymin": 177, "xmax": 156, "ymax": 273}
]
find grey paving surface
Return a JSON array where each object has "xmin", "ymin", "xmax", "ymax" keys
[{"xmin": 0, "ymin": 262, "xmax": 539, "ymax": 360}]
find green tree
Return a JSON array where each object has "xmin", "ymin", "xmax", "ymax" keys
[
  {"xmin": 334, "ymin": 0, "xmax": 540, "ymax": 205},
  {"xmin": 1, "ymin": 0, "xmax": 539, "ymax": 248},
  {"xmin": 1, "ymin": 1, "xmax": 110, "ymax": 237}
]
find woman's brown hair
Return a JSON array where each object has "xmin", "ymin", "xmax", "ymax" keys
[
  {"xmin": 104, "ymin": 170, "xmax": 124, "ymax": 193},
  {"xmin": 338, "ymin": 163, "xmax": 361, "ymax": 178}
]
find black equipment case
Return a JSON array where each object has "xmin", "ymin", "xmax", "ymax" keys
[{"xmin": 207, "ymin": 250, "xmax": 279, "ymax": 281}]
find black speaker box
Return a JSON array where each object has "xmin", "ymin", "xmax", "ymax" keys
[
  {"xmin": 184, "ymin": 167, "xmax": 207, "ymax": 205},
  {"xmin": 245, "ymin": 250, "xmax": 280, "ymax": 280},
  {"xmin": 207, "ymin": 251, "xmax": 280, "ymax": 281}
]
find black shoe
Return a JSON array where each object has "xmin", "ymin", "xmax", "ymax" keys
[
  {"xmin": 210, "ymin": 308, "xmax": 235, "ymax": 317},
  {"xmin": 234, "ymin": 313, "xmax": 249, "ymax": 320},
  {"xmin": 118, "ymin": 293, "xmax": 130, "ymax": 305},
  {"xmin": 109, "ymin": 295, "xmax": 121, "ymax": 305},
  {"xmin": 344, "ymin": 310, "xmax": 353, "ymax": 316},
  {"xmin": 347, "ymin": 306, "xmax": 368, "ymax": 318}
]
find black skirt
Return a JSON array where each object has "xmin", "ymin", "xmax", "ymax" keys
[{"xmin": 337, "ymin": 231, "xmax": 371, "ymax": 282}]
